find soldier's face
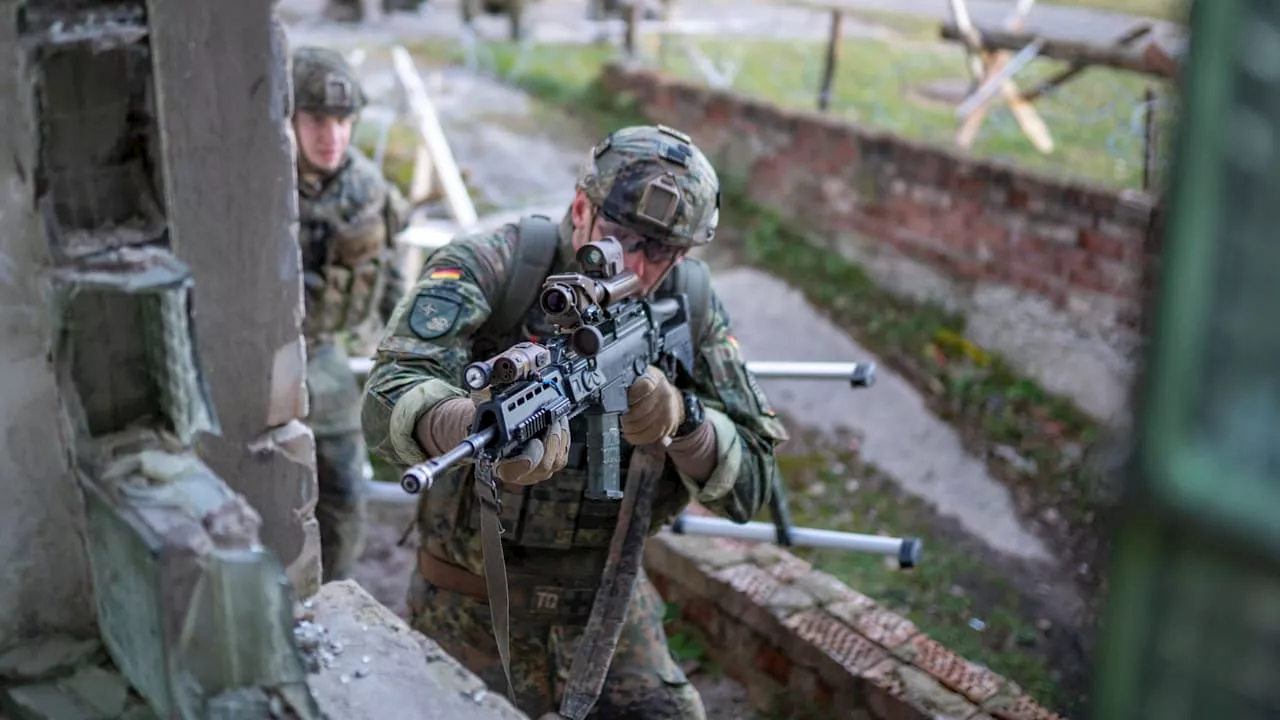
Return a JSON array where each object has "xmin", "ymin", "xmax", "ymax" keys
[
  {"xmin": 571, "ymin": 192, "xmax": 683, "ymax": 294},
  {"xmin": 294, "ymin": 111, "xmax": 355, "ymax": 173}
]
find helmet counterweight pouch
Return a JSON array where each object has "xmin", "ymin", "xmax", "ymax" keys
[{"xmin": 636, "ymin": 175, "xmax": 681, "ymax": 229}]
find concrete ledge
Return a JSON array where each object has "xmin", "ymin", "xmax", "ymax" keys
[
  {"xmin": 645, "ymin": 507, "xmax": 1065, "ymax": 720},
  {"xmin": 302, "ymin": 581, "xmax": 528, "ymax": 720}
]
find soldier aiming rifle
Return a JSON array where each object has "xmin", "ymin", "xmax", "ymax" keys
[{"xmin": 361, "ymin": 124, "xmax": 916, "ymax": 720}]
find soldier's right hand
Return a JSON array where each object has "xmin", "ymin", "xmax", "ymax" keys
[
  {"xmin": 494, "ymin": 416, "xmax": 570, "ymax": 486},
  {"xmin": 414, "ymin": 397, "xmax": 570, "ymax": 486}
]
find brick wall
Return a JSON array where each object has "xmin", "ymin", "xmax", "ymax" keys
[
  {"xmin": 598, "ymin": 63, "xmax": 1160, "ymax": 421},
  {"xmin": 647, "ymin": 506, "xmax": 1064, "ymax": 720}
]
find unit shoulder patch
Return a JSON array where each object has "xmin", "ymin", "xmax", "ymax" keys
[{"xmin": 408, "ymin": 290, "xmax": 463, "ymax": 339}]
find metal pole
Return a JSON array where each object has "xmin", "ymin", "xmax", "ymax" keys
[
  {"xmin": 817, "ymin": 9, "xmax": 843, "ymax": 111},
  {"xmin": 747, "ymin": 361, "xmax": 876, "ymax": 388},
  {"xmin": 670, "ymin": 515, "xmax": 922, "ymax": 569},
  {"xmin": 351, "ymin": 358, "xmax": 878, "ymax": 388},
  {"xmin": 624, "ymin": 1, "xmax": 639, "ymax": 58}
]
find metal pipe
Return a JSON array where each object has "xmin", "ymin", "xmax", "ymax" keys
[
  {"xmin": 350, "ymin": 358, "xmax": 877, "ymax": 388},
  {"xmin": 747, "ymin": 361, "xmax": 876, "ymax": 388},
  {"xmin": 670, "ymin": 515, "xmax": 921, "ymax": 569}
]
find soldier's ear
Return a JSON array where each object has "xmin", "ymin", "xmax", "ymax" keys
[{"xmin": 570, "ymin": 190, "xmax": 592, "ymax": 228}]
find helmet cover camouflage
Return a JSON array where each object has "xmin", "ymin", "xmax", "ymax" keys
[
  {"xmin": 292, "ymin": 47, "xmax": 366, "ymax": 117},
  {"xmin": 576, "ymin": 125, "xmax": 720, "ymax": 248}
]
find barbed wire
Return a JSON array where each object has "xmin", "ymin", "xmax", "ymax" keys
[
  {"xmin": 646, "ymin": 33, "xmax": 1175, "ymax": 191},
  {"xmin": 446, "ymin": 6, "xmax": 1176, "ymax": 192}
]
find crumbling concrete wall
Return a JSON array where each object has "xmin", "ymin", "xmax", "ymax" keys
[
  {"xmin": 146, "ymin": 0, "xmax": 322, "ymax": 597},
  {"xmin": 0, "ymin": 1, "xmax": 323, "ymax": 714},
  {"xmin": 0, "ymin": 0, "xmax": 98, "ymax": 652},
  {"xmin": 0, "ymin": 4, "xmax": 528, "ymax": 718}
]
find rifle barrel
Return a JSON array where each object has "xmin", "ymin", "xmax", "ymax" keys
[
  {"xmin": 400, "ymin": 427, "xmax": 497, "ymax": 494},
  {"xmin": 670, "ymin": 514, "xmax": 921, "ymax": 569}
]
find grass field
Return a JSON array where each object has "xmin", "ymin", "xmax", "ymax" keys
[
  {"xmin": 407, "ymin": 31, "xmax": 1176, "ymax": 190},
  {"xmin": 1048, "ymin": 0, "xmax": 1188, "ymax": 22},
  {"xmin": 656, "ymin": 36, "xmax": 1173, "ymax": 189}
]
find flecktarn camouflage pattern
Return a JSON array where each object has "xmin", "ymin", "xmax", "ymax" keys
[
  {"xmin": 577, "ymin": 124, "xmax": 720, "ymax": 249},
  {"xmin": 361, "ymin": 125, "xmax": 787, "ymax": 717},
  {"xmin": 292, "ymin": 46, "xmax": 366, "ymax": 117},
  {"xmin": 298, "ymin": 147, "xmax": 408, "ymax": 350}
]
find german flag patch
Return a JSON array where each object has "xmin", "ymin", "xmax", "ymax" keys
[{"xmin": 429, "ymin": 268, "xmax": 462, "ymax": 281}]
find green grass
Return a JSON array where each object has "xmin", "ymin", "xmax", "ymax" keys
[
  {"xmin": 787, "ymin": 0, "xmax": 1187, "ymax": 23},
  {"xmin": 1045, "ymin": 0, "xmax": 1189, "ymax": 23},
  {"xmin": 662, "ymin": 38, "xmax": 1174, "ymax": 189},
  {"xmin": 659, "ymin": 424, "xmax": 1072, "ymax": 713},
  {"xmin": 408, "ymin": 35, "xmax": 1175, "ymax": 190},
  {"xmin": 773, "ymin": 428, "xmax": 1068, "ymax": 711}
]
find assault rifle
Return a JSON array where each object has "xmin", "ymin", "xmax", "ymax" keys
[
  {"xmin": 398, "ymin": 236, "xmax": 696, "ymax": 500},
  {"xmin": 394, "ymin": 236, "xmax": 922, "ymax": 568}
]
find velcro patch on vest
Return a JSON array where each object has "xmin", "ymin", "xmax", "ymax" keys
[
  {"xmin": 514, "ymin": 585, "xmax": 596, "ymax": 621},
  {"xmin": 408, "ymin": 290, "xmax": 462, "ymax": 339}
]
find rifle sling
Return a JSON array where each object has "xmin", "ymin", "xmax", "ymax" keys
[
  {"xmin": 558, "ymin": 443, "xmax": 666, "ymax": 720},
  {"xmin": 475, "ymin": 458, "xmax": 518, "ymax": 702}
]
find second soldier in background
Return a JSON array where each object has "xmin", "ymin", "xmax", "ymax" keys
[{"xmin": 292, "ymin": 47, "xmax": 411, "ymax": 583}]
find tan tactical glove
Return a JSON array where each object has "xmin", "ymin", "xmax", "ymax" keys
[
  {"xmin": 623, "ymin": 367, "xmax": 720, "ymax": 481},
  {"xmin": 491, "ymin": 416, "xmax": 571, "ymax": 486},
  {"xmin": 414, "ymin": 397, "xmax": 570, "ymax": 486},
  {"xmin": 621, "ymin": 366, "xmax": 684, "ymax": 446}
]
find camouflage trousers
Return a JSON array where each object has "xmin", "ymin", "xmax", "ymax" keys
[
  {"xmin": 407, "ymin": 567, "xmax": 707, "ymax": 719},
  {"xmin": 314, "ymin": 432, "xmax": 367, "ymax": 583}
]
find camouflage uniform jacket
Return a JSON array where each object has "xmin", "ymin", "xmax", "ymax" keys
[
  {"xmin": 300, "ymin": 146, "xmax": 409, "ymax": 435},
  {"xmin": 362, "ymin": 217, "xmax": 789, "ymax": 594}
]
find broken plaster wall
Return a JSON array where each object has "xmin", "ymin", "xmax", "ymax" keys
[
  {"xmin": 146, "ymin": 0, "xmax": 322, "ymax": 597},
  {"xmin": 0, "ymin": 2, "xmax": 97, "ymax": 651}
]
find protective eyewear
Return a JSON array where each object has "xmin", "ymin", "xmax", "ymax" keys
[{"xmin": 593, "ymin": 215, "xmax": 683, "ymax": 264}]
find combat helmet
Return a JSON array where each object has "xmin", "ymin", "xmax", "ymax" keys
[
  {"xmin": 577, "ymin": 124, "xmax": 720, "ymax": 248},
  {"xmin": 292, "ymin": 47, "xmax": 366, "ymax": 117}
]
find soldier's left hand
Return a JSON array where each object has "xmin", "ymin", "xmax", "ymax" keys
[{"xmin": 622, "ymin": 366, "xmax": 683, "ymax": 446}]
